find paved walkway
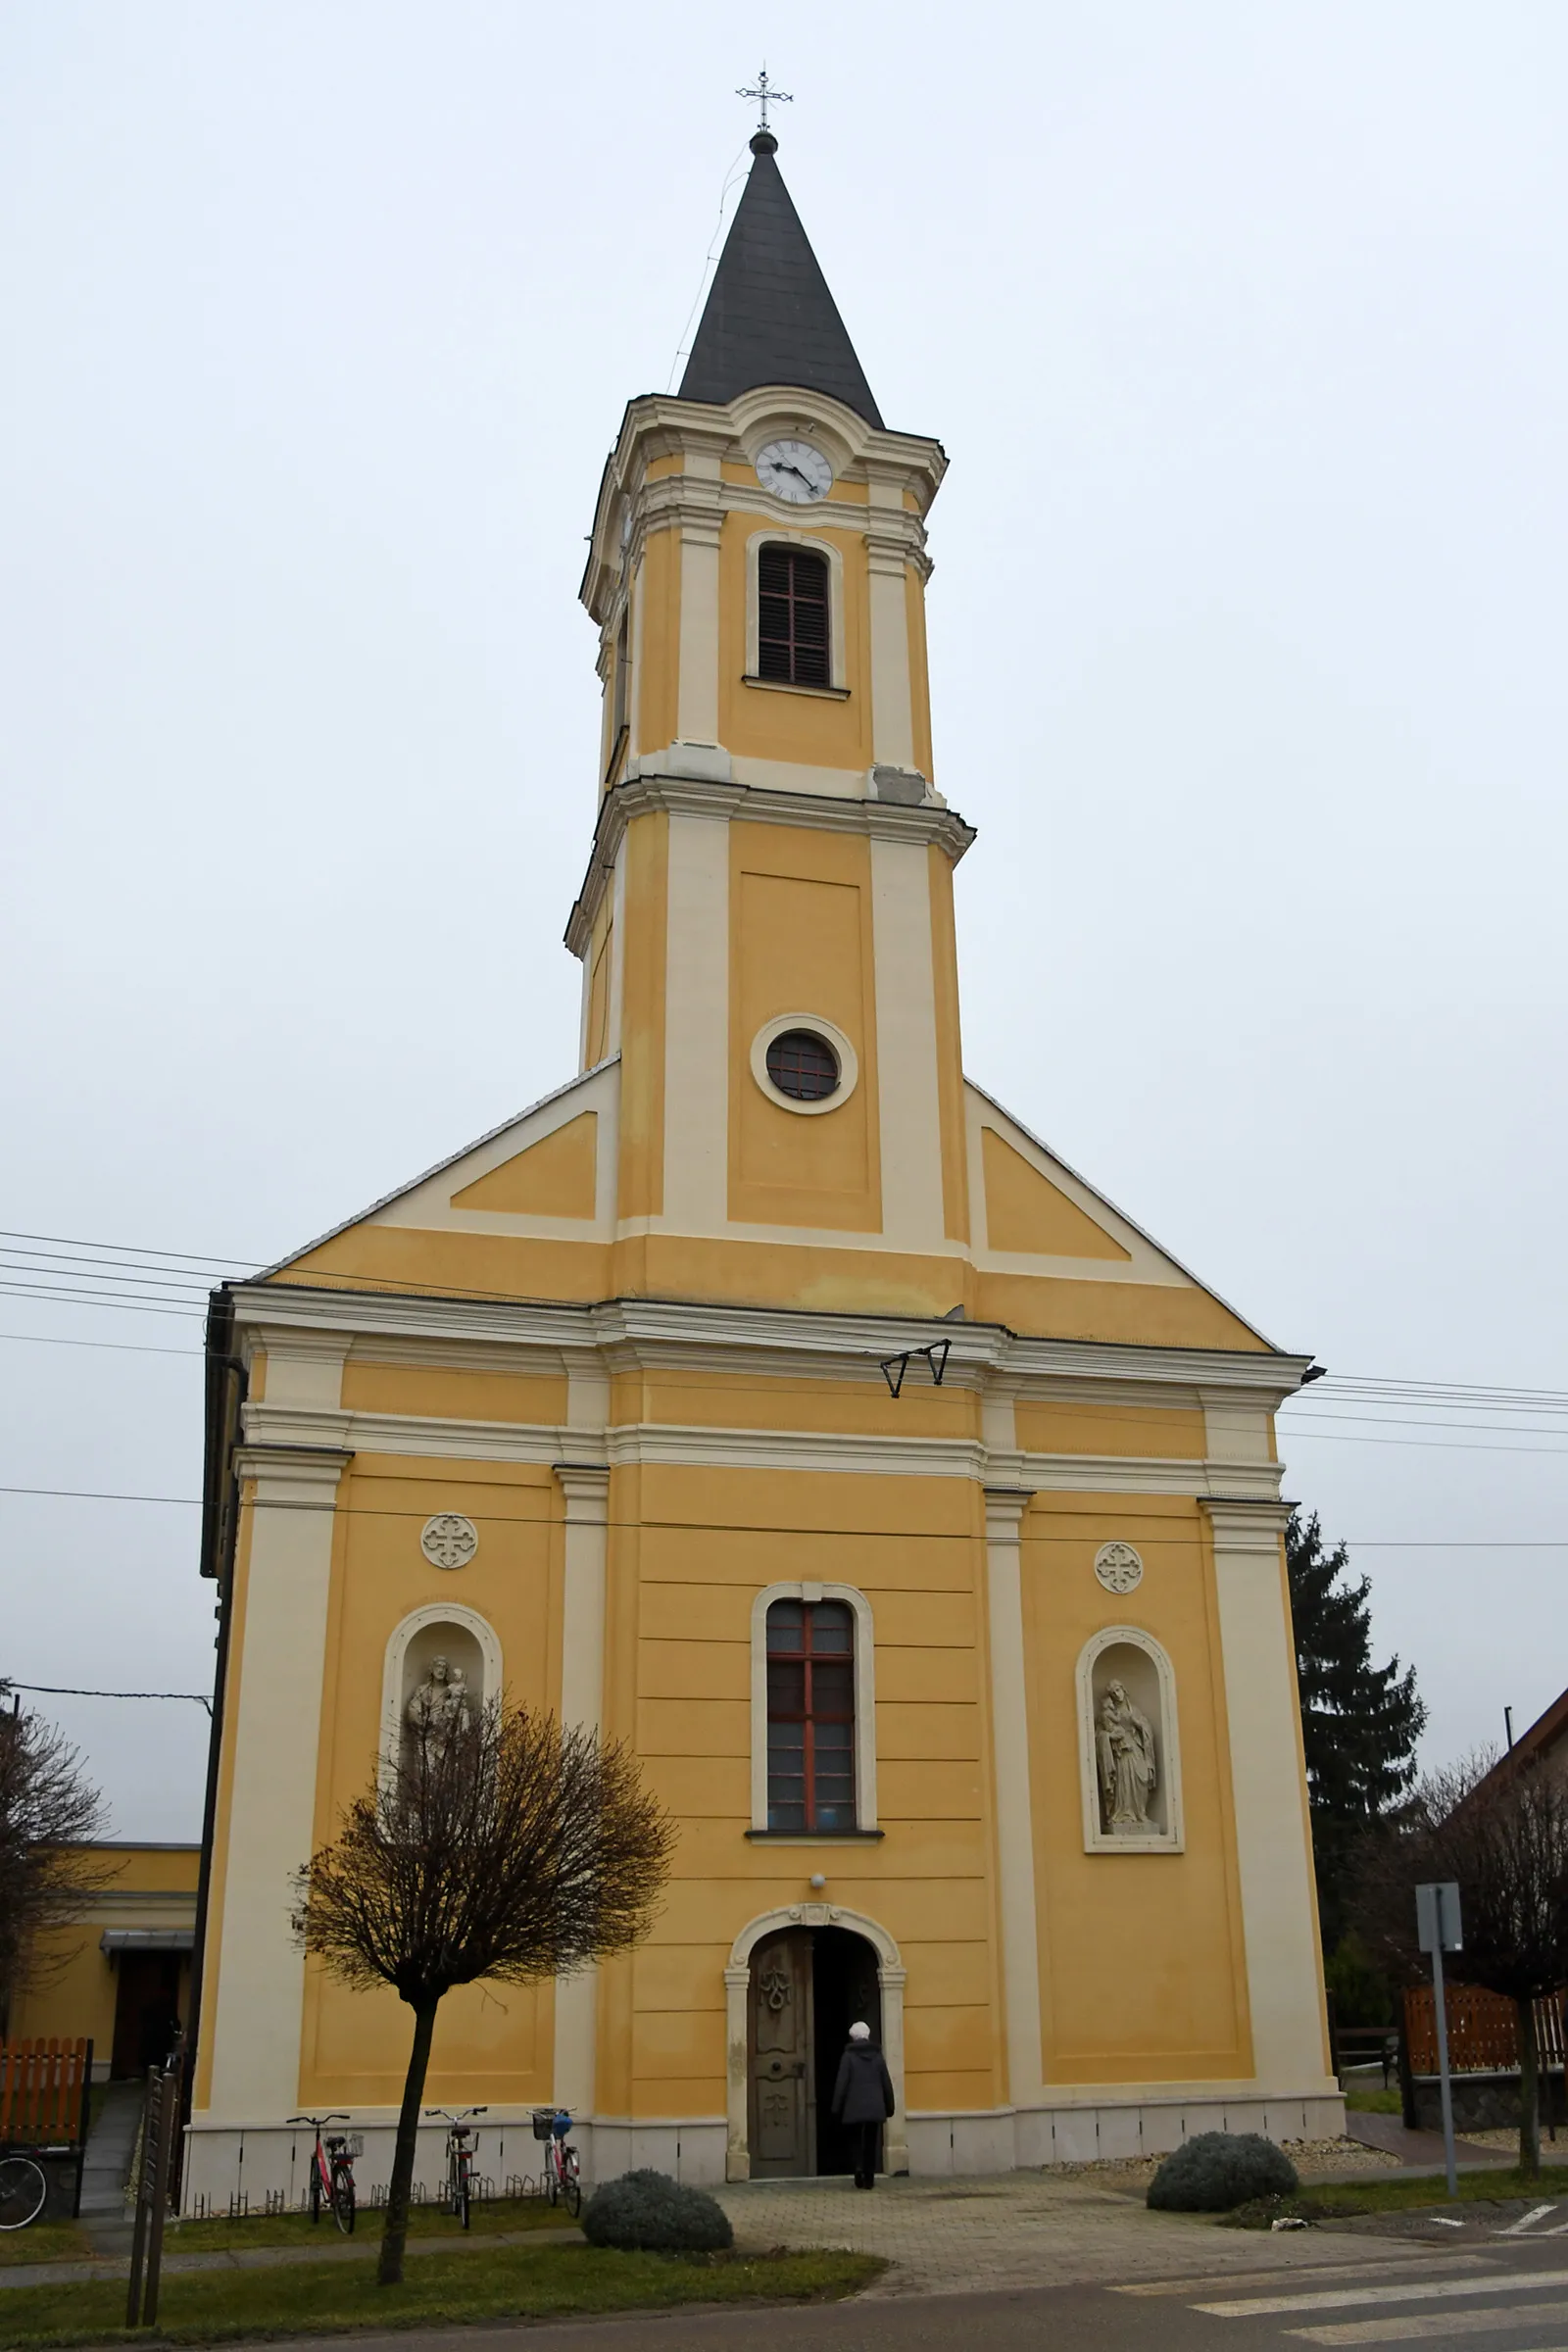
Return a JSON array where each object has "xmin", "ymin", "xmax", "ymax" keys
[
  {"xmin": 1345, "ymin": 2111, "xmax": 1514, "ymax": 2169},
  {"xmin": 713, "ymin": 2172, "xmax": 1459, "ymax": 2300}
]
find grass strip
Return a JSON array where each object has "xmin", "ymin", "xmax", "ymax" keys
[
  {"xmin": 164, "ymin": 2195, "xmax": 571, "ymax": 2252},
  {"xmin": 0, "ymin": 2240, "xmax": 881, "ymax": 2347},
  {"xmin": 0, "ymin": 2229, "xmax": 93, "ymax": 2274},
  {"xmin": 1223, "ymin": 2163, "xmax": 1568, "ymax": 2229}
]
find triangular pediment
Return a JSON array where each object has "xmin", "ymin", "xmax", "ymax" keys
[
  {"xmin": 451, "ymin": 1111, "xmax": 597, "ymax": 1218},
  {"xmin": 261, "ymin": 1058, "xmax": 618, "ymax": 1284}
]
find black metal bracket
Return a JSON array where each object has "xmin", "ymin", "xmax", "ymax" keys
[{"xmin": 879, "ymin": 1339, "xmax": 951, "ymax": 1398}]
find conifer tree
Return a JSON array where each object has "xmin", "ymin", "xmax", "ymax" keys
[{"xmin": 1287, "ymin": 1510, "xmax": 1426, "ymax": 1953}]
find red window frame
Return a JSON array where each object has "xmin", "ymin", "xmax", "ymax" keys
[{"xmin": 765, "ymin": 1599, "xmax": 856, "ymax": 1833}]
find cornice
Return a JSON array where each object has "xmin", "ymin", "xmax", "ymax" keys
[
  {"xmin": 228, "ymin": 1283, "xmax": 1313, "ymax": 1404},
  {"xmin": 243, "ymin": 1397, "xmax": 1285, "ymax": 1497},
  {"xmin": 582, "ymin": 389, "xmax": 947, "ymax": 622},
  {"xmin": 564, "ymin": 772, "xmax": 976, "ymax": 956}
]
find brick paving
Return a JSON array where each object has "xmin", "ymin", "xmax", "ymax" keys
[{"xmin": 714, "ymin": 2170, "xmax": 1433, "ymax": 2299}]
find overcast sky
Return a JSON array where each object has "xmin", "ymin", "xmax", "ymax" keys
[{"xmin": 3, "ymin": 2, "xmax": 1565, "ymax": 1840}]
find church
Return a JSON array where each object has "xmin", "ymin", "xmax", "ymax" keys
[{"xmin": 186, "ymin": 125, "xmax": 1339, "ymax": 2204}]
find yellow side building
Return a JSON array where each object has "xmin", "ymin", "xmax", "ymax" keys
[
  {"xmin": 7, "ymin": 1843, "xmax": 199, "ymax": 2081},
  {"xmin": 187, "ymin": 128, "xmax": 1338, "ymax": 2203}
]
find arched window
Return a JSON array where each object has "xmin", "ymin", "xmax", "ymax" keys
[
  {"xmin": 765, "ymin": 1597, "xmax": 856, "ymax": 1830},
  {"xmin": 758, "ymin": 546, "xmax": 830, "ymax": 687}
]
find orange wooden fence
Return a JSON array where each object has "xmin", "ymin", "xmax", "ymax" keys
[
  {"xmin": 1404, "ymin": 1984, "xmax": 1568, "ymax": 2076},
  {"xmin": 0, "ymin": 2037, "xmax": 93, "ymax": 2146}
]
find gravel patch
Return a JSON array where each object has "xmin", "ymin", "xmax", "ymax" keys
[
  {"xmin": 1454, "ymin": 2127, "xmax": 1568, "ymax": 2155},
  {"xmin": 1048, "ymin": 2136, "xmax": 1400, "ymax": 2191}
]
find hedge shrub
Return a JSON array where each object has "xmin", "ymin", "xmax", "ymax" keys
[
  {"xmin": 581, "ymin": 2168, "xmax": 734, "ymax": 2252},
  {"xmin": 1147, "ymin": 2132, "xmax": 1298, "ymax": 2212}
]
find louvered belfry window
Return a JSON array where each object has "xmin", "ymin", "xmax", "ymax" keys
[
  {"xmin": 766, "ymin": 1598, "xmax": 856, "ymax": 1832},
  {"xmin": 758, "ymin": 546, "xmax": 830, "ymax": 687}
]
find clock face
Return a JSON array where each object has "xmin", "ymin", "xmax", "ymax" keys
[{"xmin": 756, "ymin": 439, "xmax": 832, "ymax": 505}]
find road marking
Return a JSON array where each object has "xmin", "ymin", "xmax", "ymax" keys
[
  {"xmin": 1289, "ymin": 2306, "xmax": 1568, "ymax": 2343},
  {"xmin": 1198, "ymin": 2269, "xmax": 1568, "ymax": 2317},
  {"xmin": 1500, "ymin": 2210, "xmax": 1558, "ymax": 2237},
  {"xmin": 1117, "ymin": 2258, "xmax": 1494, "ymax": 2297}
]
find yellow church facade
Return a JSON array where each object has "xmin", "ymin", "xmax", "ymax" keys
[{"xmin": 186, "ymin": 130, "xmax": 1338, "ymax": 2204}]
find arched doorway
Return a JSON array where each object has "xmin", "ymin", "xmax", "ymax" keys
[{"xmin": 725, "ymin": 1905, "xmax": 906, "ymax": 2181}]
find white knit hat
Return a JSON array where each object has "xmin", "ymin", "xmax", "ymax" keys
[{"xmin": 849, "ymin": 2021, "xmax": 871, "ymax": 2041}]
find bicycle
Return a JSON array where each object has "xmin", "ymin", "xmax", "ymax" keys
[
  {"xmin": 425, "ymin": 2107, "xmax": 487, "ymax": 2230},
  {"xmin": 532, "ymin": 2108, "xmax": 581, "ymax": 2218},
  {"xmin": 287, "ymin": 2114, "xmax": 356, "ymax": 2233},
  {"xmin": 0, "ymin": 2153, "xmax": 47, "ymax": 2232}
]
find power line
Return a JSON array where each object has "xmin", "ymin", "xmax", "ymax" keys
[
  {"xmin": 8, "ymin": 1683, "xmax": 211, "ymax": 1714},
  {"xmin": 0, "ymin": 1479, "xmax": 1563, "ymax": 1547},
  {"xmin": 0, "ymin": 1228, "xmax": 257, "ymax": 1268},
  {"xmin": 0, "ymin": 1332, "xmax": 200, "ymax": 1359}
]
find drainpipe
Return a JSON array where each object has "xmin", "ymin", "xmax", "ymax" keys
[{"xmin": 177, "ymin": 1289, "xmax": 248, "ymax": 2189}]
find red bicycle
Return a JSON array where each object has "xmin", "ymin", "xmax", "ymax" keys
[
  {"xmin": 532, "ymin": 2109, "xmax": 581, "ymax": 2217},
  {"xmin": 288, "ymin": 2113, "xmax": 356, "ymax": 2233}
]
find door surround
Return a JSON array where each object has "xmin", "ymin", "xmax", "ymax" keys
[{"xmin": 724, "ymin": 1904, "xmax": 906, "ymax": 2181}]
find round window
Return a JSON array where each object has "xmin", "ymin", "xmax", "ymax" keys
[{"xmin": 765, "ymin": 1029, "xmax": 840, "ymax": 1102}]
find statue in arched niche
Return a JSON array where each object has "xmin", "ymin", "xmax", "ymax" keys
[
  {"xmin": 405, "ymin": 1653, "xmax": 473, "ymax": 1755},
  {"xmin": 1096, "ymin": 1678, "xmax": 1158, "ymax": 1833}
]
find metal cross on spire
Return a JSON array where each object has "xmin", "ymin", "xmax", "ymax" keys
[{"xmin": 737, "ymin": 66, "xmax": 792, "ymax": 134}]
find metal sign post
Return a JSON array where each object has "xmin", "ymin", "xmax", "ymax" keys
[{"xmin": 1416, "ymin": 1881, "xmax": 1463, "ymax": 2197}]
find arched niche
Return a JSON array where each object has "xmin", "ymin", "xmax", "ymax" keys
[
  {"xmin": 1075, "ymin": 1625, "xmax": 1184, "ymax": 1854},
  {"xmin": 379, "ymin": 1604, "xmax": 502, "ymax": 1782}
]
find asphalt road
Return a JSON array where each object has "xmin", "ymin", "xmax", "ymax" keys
[{"xmin": 233, "ymin": 2234, "xmax": 1568, "ymax": 2352}]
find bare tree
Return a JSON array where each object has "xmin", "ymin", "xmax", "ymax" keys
[
  {"xmin": 294, "ymin": 1698, "xmax": 674, "ymax": 2285},
  {"xmin": 1355, "ymin": 1748, "xmax": 1568, "ymax": 2174},
  {"xmin": 0, "ymin": 1688, "xmax": 110, "ymax": 2013}
]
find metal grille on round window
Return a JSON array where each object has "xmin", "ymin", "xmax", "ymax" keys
[
  {"xmin": 758, "ymin": 547, "xmax": 830, "ymax": 687},
  {"xmin": 765, "ymin": 1029, "xmax": 840, "ymax": 1102}
]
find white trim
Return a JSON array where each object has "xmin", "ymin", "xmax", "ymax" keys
[
  {"xmin": 255, "ymin": 1058, "xmax": 621, "ymax": 1275},
  {"xmin": 553, "ymin": 1464, "xmax": 610, "ymax": 2114},
  {"xmin": 228, "ymin": 1285, "xmax": 1313, "ymax": 1401},
  {"xmin": 749, "ymin": 1582, "xmax": 877, "ymax": 1834},
  {"xmin": 869, "ymin": 832, "xmax": 946, "ymax": 1249},
  {"xmin": 243, "ymin": 1399, "xmax": 1285, "ymax": 1498},
  {"xmin": 1075, "ymin": 1624, "xmax": 1185, "ymax": 1855},
  {"xmin": 378, "ymin": 1602, "xmax": 503, "ymax": 1787},
  {"xmin": 744, "ymin": 528, "xmax": 847, "ymax": 690},
  {"xmin": 749, "ymin": 1013, "xmax": 859, "ymax": 1117},
  {"xmin": 964, "ymin": 1077, "xmax": 1278, "ymax": 1348},
  {"xmin": 723, "ymin": 1902, "xmax": 906, "ymax": 2181},
  {"xmin": 983, "ymin": 1488, "xmax": 1044, "ymax": 2106},
  {"xmin": 662, "ymin": 810, "xmax": 730, "ymax": 1229},
  {"xmin": 206, "ymin": 1446, "xmax": 349, "ymax": 2126},
  {"xmin": 564, "ymin": 773, "xmax": 973, "ymax": 958},
  {"xmin": 1204, "ymin": 1498, "xmax": 1336, "ymax": 2093}
]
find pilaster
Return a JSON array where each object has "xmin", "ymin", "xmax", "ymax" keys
[
  {"xmin": 553, "ymin": 1461, "xmax": 611, "ymax": 2112},
  {"xmin": 983, "ymin": 1484, "xmax": 1044, "ymax": 2107},
  {"xmin": 869, "ymin": 833, "xmax": 947, "ymax": 1250},
  {"xmin": 661, "ymin": 807, "xmax": 730, "ymax": 1233},
  {"xmin": 205, "ymin": 1445, "xmax": 351, "ymax": 2124},
  {"xmin": 1202, "ymin": 1497, "xmax": 1334, "ymax": 2091}
]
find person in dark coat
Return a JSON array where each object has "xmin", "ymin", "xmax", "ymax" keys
[{"xmin": 831, "ymin": 2020, "xmax": 895, "ymax": 2188}]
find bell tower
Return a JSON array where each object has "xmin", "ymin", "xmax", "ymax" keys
[{"xmin": 570, "ymin": 130, "xmax": 975, "ymax": 1310}]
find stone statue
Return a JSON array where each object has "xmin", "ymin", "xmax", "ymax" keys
[
  {"xmin": 405, "ymin": 1655, "xmax": 472, "ymax": 1754},
  {"xmin": 1096, "ymin": 1679, "xmax": 1158, "ymax": 1834}
]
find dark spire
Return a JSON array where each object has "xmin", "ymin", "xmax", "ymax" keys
[{"xmin": 678, "ymin": 134, "xmax": 883, "ymax": 428}]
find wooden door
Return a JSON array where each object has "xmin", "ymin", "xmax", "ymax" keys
[{"xmin": 748, "ymin": 1930, "xmax": 814, "ymax": 2178}]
